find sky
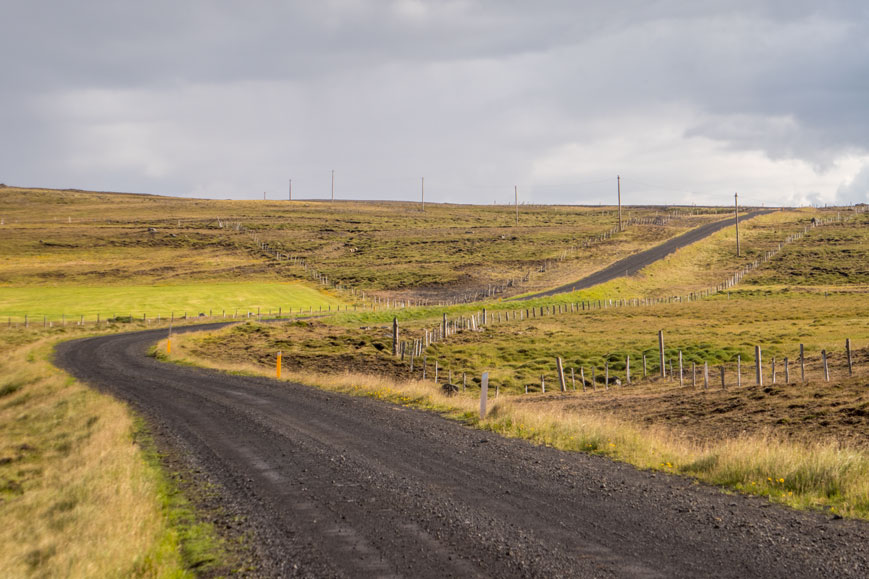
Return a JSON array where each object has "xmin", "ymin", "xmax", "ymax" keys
[{"xmin": 2, "ymin": 1, "xmax": 868, "ymax": 207}]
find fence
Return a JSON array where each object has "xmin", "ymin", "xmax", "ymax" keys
[
  {"xmin": 388, "ymin": 302, "xmax": 864, "ymax": 396},
  {"xmin": 2, "ymin": 304, "xmax": 353, "ymax": 329}
]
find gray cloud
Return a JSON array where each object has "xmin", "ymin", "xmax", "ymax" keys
[{"xmin": 2, "ymin": 1, "xmax": 868, "ymax": 204}]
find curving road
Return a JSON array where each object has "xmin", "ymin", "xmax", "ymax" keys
[
  {"xmin": 55, "ymin": 324, "xmax": 868, "ymax": 577},
  {"xmin": 518, "ymin": 210, "xmax": 773, "ymax": 300}
]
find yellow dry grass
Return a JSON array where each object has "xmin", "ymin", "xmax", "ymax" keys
[{"xmin": 0, "ymin": 337, "xmax": 188, "ymax": 578}]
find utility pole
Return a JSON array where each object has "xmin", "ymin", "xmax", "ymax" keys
[
  {"xmin": 515, "ymin": 185, "xmax": 519, "ymax": 225},
  {"xmin": 617, "ymin": 175, "xmax": 622, "ymax": 232},
  {"xmin": 735, "ymin": 192, "xmax": 740, "ymax": 257},
  {"xmin": 421, "ymin": 177, "xmax": 425, "ymax": 212},
  {"xmin": 331, "ymin": 170, "xmax": 335, "ymax": 202},
  {"xmin": 288, "ymin": 179, "xmax": 292, "ymax": 201}
]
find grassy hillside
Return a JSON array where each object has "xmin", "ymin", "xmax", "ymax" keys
[{"xmin": 0, "ymin": 186, "xmax": 734, "ymax": 301}]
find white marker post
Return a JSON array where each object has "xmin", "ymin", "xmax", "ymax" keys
[{"xmin": 479, "ymin": 372, "xmax": 489, "ymax": 419}]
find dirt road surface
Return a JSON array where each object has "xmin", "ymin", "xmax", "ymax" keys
[
  {"xmin": 55, "ymin": 324, "xmax": 868, "ymax": 578},
  {"xmin": 519, "ymin": 211, "xmax": 773, "ymax": 300}
]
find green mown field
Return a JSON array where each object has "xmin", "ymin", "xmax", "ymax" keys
[{"xmin": 0, "ymin": 281, "xmax": 344, "ymax": 323}]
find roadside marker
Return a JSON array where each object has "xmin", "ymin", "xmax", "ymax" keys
[{"xmin": 277, "ymin": 351, "xmax": 282, "ymax": 379}]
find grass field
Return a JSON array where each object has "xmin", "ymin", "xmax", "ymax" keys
[
  {"xmin": 0, "ymin": 186, "xmax": 735, "ymax": 300},
  {"xmin": 174, "ymin": 203, "xmax": 869, "ymax": 518},
  {"xmin": 0, "ymin": 281, "xmax": 345, "ymax": 323},
  {"xmin": 2, "ymin": 183, "xmax": 867, "ymax": 572},
  {"xmin": 0, "ymin": 326, "xmax": 230, "ymax": 577},
  {"xmin": 176, "ymin": 206, "xmax": 867, "ymax": 400}
]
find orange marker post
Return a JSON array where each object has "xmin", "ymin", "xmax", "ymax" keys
[{"xmin": 276, "ymin": 350, "xmax": 282, "ymax": 379}]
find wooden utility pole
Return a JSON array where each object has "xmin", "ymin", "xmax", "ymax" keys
[
  {"xmin": 331, "ymin": 170, "xmax": 335, "ymax": 201},
  {"xmin": 421, "ymin": 177, "xmax": 425, "ymax": 212},
  {"xmin": 617, "ymin": 175, "xmax": 622, "ymax": 232},
  {"xmin": 735, "ymin": 192, "xmax": 740, "ymax": 257},
  {"xmin": 515, "ymin": 185, "xmax": 519, "ymax": 225}
]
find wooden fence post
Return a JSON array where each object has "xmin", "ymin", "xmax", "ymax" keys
[
  {"xmin": 720, "ymin": 365, "xmax": 725, "ymax": 389},
  {"xmin": 755, "ymin": 346, "xmax": 763, "ymax": 386},
  {"xmin": 435, "ymin": 360, "xmax": 439, "ymax": 383},
  {"xmin": 541, "ymin": 374, "xmax": 546, "ymax": 393},
  {"xmin": 626, "ymin": 355, "xmax": 631, "ymax": 385},
  {"xmin": 692, "ymin": 362, "xmax": 696, "ymax": 387},
  {"xmin": 393, "ymin": 317, "xmax": 399, "ymax": 356},
  {"xmin": 800, "ymin": 344, "xmax": 806, "ymax": 384},
  {"xmin": 704, "ymin": 361, "xmax": 709, "ymax": 389},
  {"xmin": 276, "ymin": 351, "xmax": 282, "ymax": 379},
  {"xmin": 605, "ymin": 362, "xmax": 609, "ymax": 390},
  {"xmin": 784, "ymin": 357, "xmax": 790, "ymax": 383},
  {"xmin": 658, "ymin": 330, "xmax": 666, "ymax": 378},
  {"xmin": 772, "ymin": 357, "xmax": 776, "ymax": 384},
  {"xmin": 737, "ymin": 355, "xmax": 741, "ymax": 387},
  {"xmin": 462, "ymin": 372, "xmax": 466, "ymax": 391},
  {"xmin": 846, "ymin": 339, "xmax": 853, "ymax": 375},
  {"xmin": 480, "ymin": 372, "xmax": 489, "ymax": 419},
  {"xmin": 643, "ymin": 354, "xmax": 647, "ymax": 378},
  {"xmin": 678, "ymin": 351, "xmax": 683, "ymax": 387},
  {"xmin": 556, "ymin": 357, "xmax": 567, "ymax": 392},
  {"xmin": 822, "ymin": 350, "xmax": 829, "ymax": 382}
]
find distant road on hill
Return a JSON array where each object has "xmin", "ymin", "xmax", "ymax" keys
[{"xmin": 518, "ymin": 210, "xmax": 774, "ymax": 300}]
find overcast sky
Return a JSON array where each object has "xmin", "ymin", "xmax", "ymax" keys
[{"xmin": 2, "ymin": 1, "xmax": 868, "ymax": 206}]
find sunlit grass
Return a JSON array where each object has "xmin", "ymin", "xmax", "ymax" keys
[
  {"xmin": 0, "ymin": 281, "xmax": 345, "ymax": 322},
  {"xmin": 0, "ymin": 333, "xmax": 217, "ymax": 577}
]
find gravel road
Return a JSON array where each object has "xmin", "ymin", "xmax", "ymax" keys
[
  {"xmin": 518, "ymin": 210, "xmax": 773, "ymax": 300},
  {"xmin": 55, "ymin": 325, "xmax": 869, "ymax": 578}
]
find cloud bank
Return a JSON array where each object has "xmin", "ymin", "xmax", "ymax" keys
[{"xmin": 2, "ymin": 1, "xmax": 868, "ymax": 206}]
